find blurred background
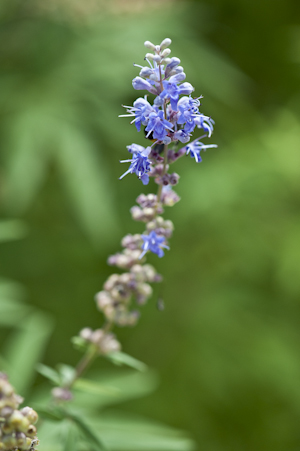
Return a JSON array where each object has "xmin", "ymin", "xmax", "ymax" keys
[{"xmin": 1, "ymin": 0, "xmax": 300, "ymax": 449}]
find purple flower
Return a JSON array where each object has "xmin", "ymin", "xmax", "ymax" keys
[
  {"xmin": 165, "ymin": 57, "xmax": 181, "ymax": 78},
  {"xmin": 185, "ymin": 138, "xmax": 218, "ymax": 163},
  {"xmin": 194, "ymin": 115, "xmax": 215, "ymax": 137},
  {"xmin": 177, "ymin": 96, "xmax": 211, "ymax": 134},
  {"xmin": 126, "ymin": 143, "xmax": 146, "ymax": 154},
  {"xmin": 173, "ymin": 130, "xmax": 191, "ymax": 143},
  {"xmin": 145, "ymin": 109, "xmax": 174, "ymax": 141},
  {"xmin": 132, "ymin": 76, "xmax": 158, "ymax": 95},
  {"xmin": 119, "ymin": 146, "xmax": 152, "ymax": 184},
  {"xmin": 120, "ymin": 97, "xmax": 153, "ymax": 132},
  {"xmin": 160, "ymin": 77, "xmax": 194, "ymax": 111},
  {"xmin": 140, "ymin": 231, "xmax": 169, "ymax": 259}
]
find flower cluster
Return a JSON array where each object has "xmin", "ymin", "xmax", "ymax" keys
[
  {"xmin": 75, "ymin": 39, "xmax": 216, "ymax": 352},
  {"xmin": 0, "ymin": 374, "xmax": 39, "ymax": 451},
  {"xmin": 119, "ymin": 38, "xmax": 217, "ymax": 186}
]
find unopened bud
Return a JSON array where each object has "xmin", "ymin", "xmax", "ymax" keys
[
  {"xmin": 144, "ymin": 41, "xmax": 155, "ymax": 50},
  {"xmin": 79, "ymin": 327, "xmax": 93, "ymax": 341},
  {"xmin": 161, "ymin": 48, "xmax": 171, "ymax": 58},
  {"xmin": 160, "ymin": 38, "xmax": 172, "ymax": 50},
  {"xmin": 21, "ymin": 407, "xmax": 38, "ymax": 425},
  {"xmin": 16, "ymin": 432, "xmax": 27, "ymax": 448},
  {"xmin": 9, "ymin": 410, "xmax": 29, "ymax": 432},
  {"xmin": 152, "ymin": 55, "xmax": 161, "ymax": 63},
  {"xmin": 22, "ymin": 437, "xmax": 34, "ymax": 451},
  {"xmin": 145, "ymin": 53, "xmax": 154, "ymax": 60},
  {"xmin": 2, "ymin": 434, "xmax": 17, "ymax": 449},
  {"xmin": 52, "ymin": 387, "xmax": 73, "ymax": 402},
  {"xmin": 26, "ymin": 425, "xmax": 37, "ymax": 438}
]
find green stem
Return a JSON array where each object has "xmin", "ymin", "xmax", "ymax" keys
[{"xmin": 65, "ymin": 346, "xmax": 98, "ymax": 391}]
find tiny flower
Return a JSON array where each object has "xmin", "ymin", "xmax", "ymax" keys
[
  {"xmin": 126, "ymin": 143, "xmax": 146, "ymax": 154},
  {"xmin": 165, "ymin": 57, "xmax": 181, "ymax": 78},
  {"xmin": 120, "ymin": 97, "xmax": 153, "ymax": 132},
  {"xmin": 145, "ymin": 110, "xmax": 173, "ymax": 141},
  {"xmin": 119, "ymin": 146, "xmax": 152, "ymax": 184},
  {"xmin": 194, "ymin": 114, "xmax": 215, "ymax": 137},
  {"xmin": 173, "ymin": 129, "xmax": 191, "ymax": 143},
  {"xmin": 140, "ymin": 231, "xmax": 170, "ymax": 259},
  {"xmin": 160, "ymin": 78, "xmax": 194, "ymax": 111},
  {"xmin": 185, "ymin": 138, "xmax": 218, "ymax": 163},
  {"xmin": 161, "ymin": 186, "xmax": 181, "ymax": 207},
  {"xmin": 132, "ymin": 76, "xmax": 158, "ymax": 95}
]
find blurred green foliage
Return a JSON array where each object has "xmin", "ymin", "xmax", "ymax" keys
[{"xmin": 1, "ymin": 0, "xmax": 300, "ymax": 450}]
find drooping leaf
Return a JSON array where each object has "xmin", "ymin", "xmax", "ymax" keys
[
  {"xmin": 106, "ymin": 352, "xmax": 147, "ymax": 372},
  {"xmin": 73, "ymin": 370, "xmax": 159, "ymax": 410},
  {"xmin": 74, "ymin": 378, "xmax": 119, "ymax": 396},
  {"xmin": 34, "ymin": 405, "xmax": 65, "ymax": 422},
  {"xmin": 36, "ymin": 363, "xmax": 61, "ymax": 386},
  {"xmin": 3, "ymin": 311, "xmax": 54, "ymax": 395},
  {"xmin": 62, "ymin": 420, "xmax": 80, "ymax": 451},
  {"xmin": 66, "ymin": 410, "xmax": 106, "ymax": 451}
]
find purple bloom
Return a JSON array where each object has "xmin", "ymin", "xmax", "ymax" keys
[
  {"xmin": 126, "ymin": 143, "xmax": 146, "ymax": 154},
  {"xmin": 145, "ymin": 109, "xmax": 173, "ymax": 141},
  {"xmin": 120, "ymin": 97, "xmax": 153, "ymax": 132},
  {"xmin": 173, "ymin": 130, "xmax": 191, "ymax": 143},
  {"xmin": 132, "ymin": 76, "xmax": 158, "ymax": 95},
  {"xmin": 165, "ymin": 57, "xmax": 181, "ymax": 78},
  {"xmin": 119, "ymin": 146, "xmax": 152, "ymax": 184},
  {"xmin": 140, "ymin": 231, "xmax": 169, "ymax": 259},
  {"xmin": 194, "ymin": 115, "xmax": 215, "ymax": 137},
  {"xmin": 185, "ymin": 138, "xmax": 218, "ymax": 163},
  {"xmin": 160, "ymin": 77, "xmax": 194, "ymax": 111},
  {"xmin": 177, "ymin": 96, "xmax": 207, "ymax": 133}
]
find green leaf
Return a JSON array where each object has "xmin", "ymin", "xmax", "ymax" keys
[
  {"xmin": 34, "ymin": 406, "xmax": 65, "ymax": 422},
  {"xmin": 73, "ymin": 370, "xmax": 159, "ymax": 410},
  {"xmin": 0, "ymin": 279, "xmax": 28, "ymax": 326},
  {"xmin": 3, "ymin": 311, "xmax": 54, "ymax": 395},
  {"xmin": 86, "ymin": 412, "xmax": 196, "ymax": 451},
  {"xmin": 56, "ymin": 124, "xmax": 119, "ymax": 248},
  {"xmin": 106, "ymin": 352, "xmax": 148, "ymax": 372},
  {"xmin": 0, "ymin": 220, "xmax": 28, "ymax": 242},
  {"xmin": 74, "ymin": 378, "xmax": 120, "ymax": 396},
  {"xmin": 36, "ymin": 364, "xmax": 61, "ymax": 386},
  {"xmin": 63, "ymin": 421, "xmax": 79, "ymax": 451},
  {"xmin": 66, "ymin": 410, "xmax": 106, "ymax": 451}
]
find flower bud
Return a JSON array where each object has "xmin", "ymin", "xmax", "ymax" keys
[
  {"xmin": 79, "ymin": 327, "xmax": 93, "ymax": 341},
  {"xmin": 145, "ymin": 53, "xmax": 154, "ymax": 60},
  {"xmin": 144, "ymin": 41, "xmax": 155, "ymax": 50},
  {"xmin": 0, "ymin": 406, "xmax": 13, "ymax": 418},
  {"xmin": 161, "ymin": 48, "xmax": 171, "ymax": 58},
  {"xmin": 95, "ymin": 291, "xmax": 112, "ymax": 309},
  {"xmin": 22, "ymin": 437, "xmax": 34, "ymax": 451},
  {"xmin": 26, "ymin": 425, "xmax": 37, "ymax": 438},
  {"xmin": 160, "ymin": 38, "xmax": 172, "ymax": 50},
  {"xmin": 51, "ymin": 387, "xmax": 73, "ymax": 402},
  {"xmin": 8, "ymin": 410, "xmax": 29, "ymax": 432},
  {"xmin": 132, "ymin": 77, "xmax": 157, "ymax": 95},
  {"xmin": 2, "ymin": 434, "xmax": 17, "ymax": 449},
  {"xmin": 152, "ymin": 55, "xmax": 162, "ymax": 63},
  {"xmin": 20, "ymin": 407, "xmax": 38, "ymax": 425},
  {"xmin": 16, "ymin": 432, "xmax": 27, "ymax": 448},
  {"xmin": 139, "ymin": 67, "xmax": 153, "ymax": 78}
]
